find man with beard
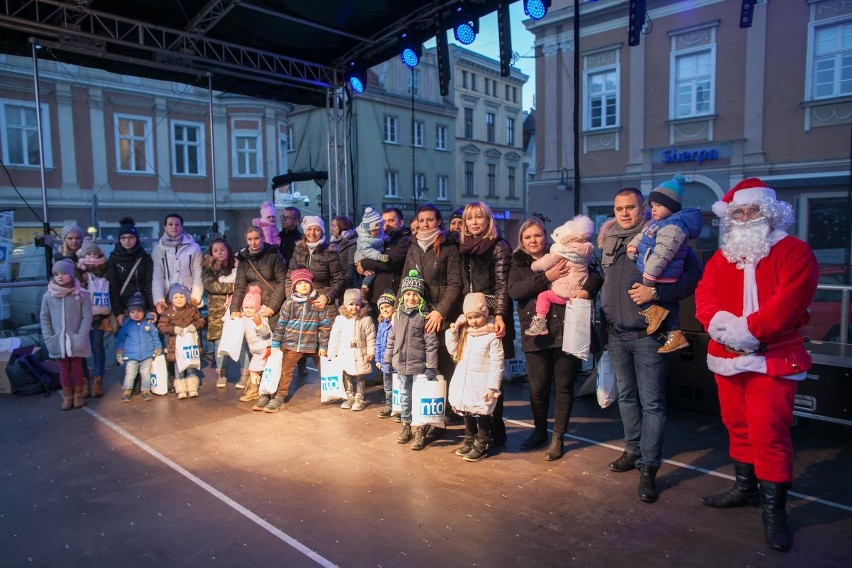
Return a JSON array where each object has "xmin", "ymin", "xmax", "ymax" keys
[{"xmin": 695, "ymin": 178, "xmax": 818, "ymax": 553}]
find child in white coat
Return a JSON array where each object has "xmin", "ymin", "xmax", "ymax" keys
[
  {"xmin": 446, "ymin": 292, "xmax": 505, "ymax": 462},
  {"xmin": 327, "ymin": 288, "xmax": 376, "ymax": 411},
  {"xmin": 238, "ymin": 290, "xmax": 272, "ymax": 403}
]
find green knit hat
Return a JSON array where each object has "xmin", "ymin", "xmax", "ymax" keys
[
  {"xmin": 400, "ymin": 269, "xmax": 426, "ymax": 299},
  {"xmin": 648, "ymin": 174, "xmax": 686, "ymax": 213}
]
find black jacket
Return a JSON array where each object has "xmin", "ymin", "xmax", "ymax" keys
[
  {"xmin": 231, "ymin": 244, "xmax": 288, "ymax": 315},
  {"xmin": 360, "ymin": 227, "xmax": 412, "ymax": 305},
  {"xmin": 286, "ymin": 242, "xmax": 345, "ymax": 304},
  {"xmin": 460, "ymin": 237, "xmax": 515, "ymax": 358},
  {"xmin": 402, "ymin": 234, "xmax": 462, "ymax": 327},
  {"xmin": 106, "ymin": 243, "xmax": 155, "ymax": 315},
  {"xmin": 278, "ymin": 227, "xmax": 302, "ymax": 268}
]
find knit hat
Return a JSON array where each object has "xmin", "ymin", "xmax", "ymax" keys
[
  {"xmin": 450, "ymin": 208, "xmax": 464, "ymax": 222},
  {"xmin": 127, "ymin": 292, "xmax": 147, "ymax": 312},
  {"xmin": 302, "ymin": 216, "xmax": 325, "ymax": 234},
  {"xmin": 242, "ymin": 290, "xmax": 262, "ymax": 311},
  {"xmin": 360, "ymin": 207, "xmax": 383, "ymax": 231},
  {"xmin": 647, "ymin": 174, "xmax": 686, "ymax": 213},
  {"xmin": 343, "ymin": 288, "xmax": 363, "ymax": 306},
  {"xmin": 118, "ymin": 217, "xmax": 139, "ymax": 240},
  {"xmin": 168, "ymin": 283, "xmax": 191, "ymax": 303},
  {"xmin": 377, "ymin": 290, "xmax": 397, "ymax": 308},
  {"xmin": 462, "ymin": 292, "xmax": 489, "ymax": 317},
  {"xmin": 60, "ymin": 222, "xmax": 84, "ymax": 242},
  {"xmin": 400, "ymin": 269, "xmax": 426, "ymax": 299},
  {"xmin": 289, "ymin": 267, "xmax": 314, "ymax": 292},
  {"xmin": 712, "ymin": 177, "xmax": 777, "ymax": 217},
  {"xmin": 77, "ymin": 237, "xmax": 103, "ymax": 258},
  {"xmin": 52, "ymin": 258, "xmax": 76, "ymax": 277},
  {"xmin": 260, "ymin": 200, "xmax": 277, "ymax": 218}
]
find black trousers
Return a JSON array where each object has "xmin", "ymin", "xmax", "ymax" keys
[{"xmin": 525, "ymin": 348, "xmax": 581, "ymax": 436}]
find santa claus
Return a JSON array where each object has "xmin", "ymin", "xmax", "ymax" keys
[{"xmin": 695, "ymin": 178, "xmax": 819, "ymax": 552}]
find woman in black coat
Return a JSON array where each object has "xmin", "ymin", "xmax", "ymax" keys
[
  {"xmin": 508, "ymin": 217, "xmax": 602, "ymax": 461},
  {"xmin": 230, "ymin": 226, "xmax": 288, "ymax": 319},
  {"xmin": 285, "ymin": 216, "xmax": 345, "ymax": 310},
  {"xmin": 106, "ymin": 218, "xmax": 155, "ymax": 324}
]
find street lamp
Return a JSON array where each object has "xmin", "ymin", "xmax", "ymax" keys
[{"xmin": 556, "ymin": 167, "xmax": 569, "ymax": 192}]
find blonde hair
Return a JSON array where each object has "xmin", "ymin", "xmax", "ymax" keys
[
  {"xmin": 452, "ymin": 325, "xmax": 469, "ymax": 363},
  {"xmin": 460, "ymin": 201, "xmax": 497, "ymax": 243},
  {"xmin": 515, "ymin": 217, "xmax": 552, "ymax": 254}
]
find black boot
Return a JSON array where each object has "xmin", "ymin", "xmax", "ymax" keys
[
  {"xmin": 638, "ymin": 465, "xmax": 659, "ymax": 503},
  {"xmin": 520, "ymin": 428, "xmax": 548, "ymax": 452},
  {"xmin": 411, "ymin": 426, "xmax": 429, "ymax": 451},
  {"xmin": 544, "ymin": 433, "xmax": 564, "ymax": 461},
  {"xmin": 760, "ymin": 481, "xmax": 792, "ymax": 552},
  {"xmin": 702, "ymin": 461, "xmax": 759, "ymax": 508}
]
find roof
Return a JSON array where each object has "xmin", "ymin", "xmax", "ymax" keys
[{"xmin": 0, "ymin": 0, "xmax": 507, "ymax": 106}]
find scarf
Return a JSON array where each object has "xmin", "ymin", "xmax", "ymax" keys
[
  {"xmin": 48, "ymin": 279, "xmax": 83, "ymax": 299},
  {"xmin": 306, "ymin": 240, "xmax": 323, "ymax": 253},
  {"xmin": 77, "ymin": 256, "xmax": 106, "ymax": 270},
  {"xmin": 416, "ymin": 227, "xmax": 441, "ymax": 252},
  {"xmin": 599, "ymin": 217, "xmax": 646, "ymax": 269},
  {"xmin": 291, "ymin": 289, "xmax": 317, "ymax": 304},
  {"xmin": 459, "ymin": 233, "xmax": 497, "ymax": 257},
  {"xmin": 159, "ymin": 233, "xmax": 185, "ymax": 249},
  {"xmin": 466, "ymin": 321, "xmax": 496, "ymax": 336},
  {"xmin": 111, "ymin": 241, "xmax": 144, "ymax": 261}
]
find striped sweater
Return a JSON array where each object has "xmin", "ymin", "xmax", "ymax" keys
[{"xmin": 271, "ymin": 298, "xmax": 331, "ymax": 354}]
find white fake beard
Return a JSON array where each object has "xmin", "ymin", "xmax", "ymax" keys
[{"xmin": 721, "ymin": 217, "xmax": 771, "ymax": 269}]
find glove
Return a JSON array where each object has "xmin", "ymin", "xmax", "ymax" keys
[
  {"xmin": 154, "ymin": 349, "xmax": 163, "ymax": 358},
  {"xmin": 116, "ymin": 352, "xmax": 125, "ymax": 365},
  {"xmin": 173, "ymin": 326, "xmax": 184, "ymax": 335},
  {"xmin": 185, "ymin": 324, "xmax": 196, "ymax": 334},
  {"xmin": 424, "ymin": 368, "xmax": 437, "ymax": 381},
  {"xmin": 271, "ymin": 340, "xmax": 281, "ymax": 349}
]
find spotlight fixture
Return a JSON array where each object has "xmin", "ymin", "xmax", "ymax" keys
[
  {"xmin": 452, "ymin": 9, "xmax": 479, "ymax": 45},
  {"xmin": 523, "ymin": 0, "xmax": 552, "ymax": 21},
  {"xmin": 399, "ymin": 34, "xmax": 423, "ymax": 68},
  {"xmin": 345, "ymin": 61, "xmax": 367, "ymax": 93}
]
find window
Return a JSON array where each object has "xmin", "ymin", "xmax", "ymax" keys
[
  {"xmin": 280, "ymin": 125, "xmax": 294, "ymax": 152},
  {"xmin": 505, "ymin": 85, "xmax": 511, "ymax": 100},
  {"xmin": 487, "ymin": 164, "xmax": 497, "ymax": 197},
  {"xmin": 513, "ymin": 87, "xmax": 518, "ymax": 103},
  {"xmin": 384, "ymin": 115, "xmax": 398, "ymax": 143},
  {"xmin": 462, "ymin": 70, "xmax": 468, "ymax": 89},
  {"xmin": 232, "ymin": 130, "xmax": 262, "ymax": 177},
  {"xmin": 116, "ymin": 114, "xmax": 154, "ymax": 173},
  {"xmin": 384, "ymin": 170, "xmax": 398, "ymax": 197},
  {"xmin": 171, "ymin": 120, "xmax": 205, "ymax": 176},
  {"xmin": 486, "ymin": 112, "xmax": 495, "ymax": 143},
  {"xmin": 587, "ymin": 69, "xmax": 618, "ymax": 129},
  {"xmin": 485, "ymin": 79, "xmax": 490, "ymax": 96},
  {"xmin": 671, "ymin": 28, "xmax": 716, "ymax": 119},
  {"xmin": 506, "ymin": 117, "xmax": 515, "ymax": 146},
  {"xmin": 412, "ymin": 120, "xmax": 424, "ymax": 147},
  {"xmin": 508, "ymin": 166, "xmax": 516, "ymax": 198},
  {"xmin": 415, "ymin": 172, "xmax": 426, "ymax": 199},
  {"xmin": 812, "ymin": 21, "xmax": 852, "ymax": 99},
  {"xmin": 464, "ymin": 108, "xmax": 474, "ymax": 139},
  {"xmin": 1, "ymin": 100, "xmax": 53, "ymax": 168},
  {"xmin": 437, "ymin": 175, "xmax": 449, "ymax": 200},
  {"xmin": 471, "ymin": 73, "xmax": 477, "ymax": 91},
  {"xmin": 464, "ymin": 161, "xmax": 475, "ymax": 196},
  {"xmin": 407, "ymin": 68, "xmax": 421, "ymax": 96},
  {"xmin": 436, "ymin": 124, "xmax": 448, "ymax": 150}
]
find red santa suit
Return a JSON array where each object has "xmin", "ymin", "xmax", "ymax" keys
[{"xmin": 695, "ymin": 181, "xmax": 818, "ymax": 484}]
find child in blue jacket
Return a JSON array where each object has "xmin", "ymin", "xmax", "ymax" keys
[
  {"xmin": 115, "ymin": 292, "xmax": 162, "ymax": 402},
  {"xmin": 374, "ymin": 290, "xmax": 397, "ymax": 419}
]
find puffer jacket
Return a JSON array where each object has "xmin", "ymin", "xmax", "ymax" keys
[
  {"xmin": 231, "ymin": 244, "xmax": 288, "ymax": 316},
  {"xmin": 151, "ymin": 232, "xmax": 203, "ymax": 307},
  {"xmin": 243, "ymin": 317, "xmax": 272, "ymax": 372},
  {"xmin": 327, "ymin": 306, "xmax": 377, "ymax": 376},
  {"xmin": 107, "ymin": 242, "xmax": 155, "ymax": 316},
  {"xmin": 375, "ymin": 317, "xmax": 392, "ymax": 373},
  {"xmin": 271, "ymin": 296, "xmax": 332, "ymax": 354},
  {"xmin": 116, "ymin": 318, "xmax": 161, "ymax": 361},
  {"xmin": 286, "ymin": 242, "xmax": 345, "ymax": 304},
  {"xmin": 156, "ymin": 304, "xmax": 205, "ymax": 363},
  {"xmin": 360, "ymin": 227, "xmax": 411, "ymax": 305},
  {"xmin": 202, "ymin": 254, "xmax": 237, "ymax": 342},
  {"xmin": 40, "ymin": 286, "xmax": 92, "ymax": 359},
  {"xmin": 446, "ymin": 325, "xmax": 504, "ymax": 415},
  {"xmin": 330, "ymin": 229, "xmax": 358, "ymax": 290},
  {"xmin": 402, "ymin": 234, "xmax": 462, "ymax": 327},
  {"xmin": 384, "ymin": 308, "xmax": 439, "ymax": 375},
  {"xmin": 631, "ymin": 207, "xmax": 702, "ymax": 284}
]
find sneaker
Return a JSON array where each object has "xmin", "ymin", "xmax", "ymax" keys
[
  {"xmin": 525, "ymin": 315, "xmax": 548, "ymax": 336},
  {"xmin": 253, "ymin": 394, "xmax": 270, "ymax": 411},
  {"xmin": 464, "ymin": 447, "xmax": 488, "ymax": 462},
  {"xmin": 455, "ymin": 441, "xmax": 474, "ymax": 456},
  {"xmin": 121, "ymin": 389, "xmax": 133, "ymax": 402},
  {"xmin": 351, "ymin": 397, "xmax": 365, "ymax": 411},
  {"xmin": 263, "ymin": 396, "xmax": 286, "ymax": 413},
  {"xmin": 639, "ymin": 305, "xmax": 669, "ymax": 335},
  {"xmin": 392, "ymin": 412, "xmax": 402, "ymax": 423},
  {"xmin": 177, "ymin": 392, "xmax": 188, "ymax": 400},
  {"xmin": 658, "ymin": 330, "xmax": 690, "ymax": 354},
  {"xmin": 141, "ymin": 390, "xmax": 153, "ymax": 401},
  {"xmin": 340, "ymin": 396, "xmax": 354, "ymax": 410},
  {"xmin": 377, "ymin": 407, "xmax": 393, "ymax": 419},
  {"xmin": 216, "ymin": 376, "xmax": 227, "ymax": 388},
  {"xmin": 189, "ymin": 391, "xmax": 199, "ymax": 398},
  {"xmin": 609, "ymin": 451, "xmax": 641, "ymax": 472}
]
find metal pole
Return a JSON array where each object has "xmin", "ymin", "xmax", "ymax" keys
[
  {"xmin": 30, "ymin": 38, "xmax": 52, "ymax": 272},
  {"xmin": 208, "ymin": 74, "xmax": 218, "ymax": 228},
  {"xmin": 573, "ymin": 0, "xmax": 581, "ymax": 216}
]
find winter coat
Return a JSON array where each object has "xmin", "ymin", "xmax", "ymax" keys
[
  {"xmin": 375, "ymin": 317, "xmax": 393, "ymax": 373},
  {"xmin": 252, "ymin": 218, "xmax": 281, "ymax": 247},
  {"xmin": 231, "ymin": 244, "xmax": 288, "ymax": 316},
  {"xmin": 271, "ymin": 297, "xmax": 332, "ymax": 354},
  {"xmin": 628, "ymin": 208, "xmax": 702, "ymax": 284},
  {"xmin": 360, "ymin": 227, "xmax": 412, "ymax": 305},
  {"xmin": 116, "ymin": 318, "xmax": 161, "ymax": 361},
  {"xmin": 202, "ymin": 254, "xmax": 237, "ymax": 342},
  {"xmin": 151, "ymin": 232, "xmax": 203, "ymax": 307},
  {"xmin": 40, "ymin": 285, "xmax": 93, "ymax": 359},
  {"xmin": 354, "ymin": 226, "xmax": 386, "ymax": 262},
  {"xmin": 402, "ymin": 234, "xmax": 462, "ymax": 327},
  {"xmin": 156, "ymin": 304, "xmax": 205, "ymax": 363},
  {"xmin": 243, "ymin": 317, "xmax": 272, "ymax": 372},
  {"xmin": 384, "ymin": 308, "xmax": 439, "ymax": 376},
  {"xmin": 446, "ymin": 325, "xmax": 504, "ymax": 415},
  {"xmin": 107, "ymin": 242, "xmax": 155, "ymax": 316},
  {"xmin": 530, "ymin": 241, "xmax": 594, "ymax": 299},
  {"xmin": 278, "ymin": 227, "xmax": 302, "ymax": 268},
  {"xmin": 330, "ymin": 229, "xmax": 358, "ymax": 290},
  {"xmin": 286, "ymin": 242, "xmax": 345, "ymax": 304},
  {"xmin": 327, "ymin": 307, "xmax": 377, "ymax": 376},
  {"xmin": 509, "ymin": 249, "xmax": 603, "ymax": 353}
]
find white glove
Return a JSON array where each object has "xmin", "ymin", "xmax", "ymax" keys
[
  {"xmin": 185, "ymin": 324, "xmax": 197, "ymax": 334},
  {"xmin": 174, "ymin": 326, "xmax": 184, "ymax": 335},
  {"xmin": 708, "ymin": 311, "xmax": 760, "ymax": 352}
]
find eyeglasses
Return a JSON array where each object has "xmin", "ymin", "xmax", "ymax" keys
[
  {"xmin": 731, "ymin": 205, "xmax": 762, "ymax": 221},
  {"xmin": 281, "ymin": 215, "xmax": 298, "ymax": 221}
]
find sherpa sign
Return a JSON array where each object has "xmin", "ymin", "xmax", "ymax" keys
[{"xmin": 653, "ymin": 142, "xmax": 731, "ymax": 165}]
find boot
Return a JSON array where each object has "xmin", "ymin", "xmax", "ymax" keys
[
  {"xmin": 340, "ymin": 394, "xmax": 354, "ymax": 410},
  {"xmin": 397, "ymin": 423, "xmax": 413, "ymax": 444},
  {"xmin": 81, "ymin": 377, "xmax": 91, "ymax": 399},
  {"xmin": 520, "ymin": 428, "xmax": 548, "ymax": 452},
  {"xmin": 658, "ymin": 330, "xmax": 690, "ymax": 354},
  {"xmin": 760, "ymin": 481, "xmax": 792, "ymax": 552},
  {"xmin": 61, "ymin": 386, "xmax": 74, "ymax": 411},
  {"xmin": 216, "ymin": 368, "xmax": 228, "ymax": 388},
  {"xmin": 701, "ymin": 461, "xmax": 759, "ymax": 508},
  {"xmin": 235, "ymin": 368, "xmax": 250, "ymax": 389},
  {"xmin": 411, "ymin": 426, "xmax": 429, "ymax": 451},
  {"xmin": 351, "ymin": 393, "xmax": 365, "ymax": 411},
  {"xmin": 525, "ymin": 315, "xmax": 548, "ymax": 336},
  {"xmin": 73, "ymin": 385, "xmax": 85, "ymax": 409},
  {"xmin": 464, "ymin": 437, "xmax": 489, "ymax": 462},
  {"xmin": 121, "ymin": 389, "xmax": 133, "ymax": 402},
  {"xmin": 640, "ymin": 304, "xmax": 669, "ymax": 335},
  {"xmin": 174, "ymin": 378, "xmax": 189, "ymax": 400},
  {"xmin": 609, "ymin": 450, "xmax": 641, "ymax": 472},
  {"xmin": 253, "ymin": 394, "xmax": 270, "ymax": 411},
  {"xmin": 638, "ymin": 465, "xmax": 659, "ymax": 503},
  {"xmin": 91, "ymin": 375, "xmax": 104, "ymax": 398},
  {"xmin": 377, "ymin": 404, "xmax": 393, "ymax": 419},
  {"xmin": 544, "ymin": 433, "xmax": 564, "ymax": 461},
  {"xmin": 239, "ymin": 375, "xmax": 260, "ymax": 402}
]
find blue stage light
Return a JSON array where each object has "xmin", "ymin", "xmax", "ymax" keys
[
  {"xmin": 345, "ymin": 62, "xmax": 367, "ymax": 94},
  {"xmin": 454, "ymin": 19, "xmax": 478, "ymax": 45},
  {"xmin": 524, "ymin": 0, "xmax": 552, "ymax": 21}
]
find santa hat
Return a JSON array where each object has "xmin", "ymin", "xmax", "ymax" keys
[
  {"xmin": 712, "ymin": 178, "xmax": 777, "ymax": 217},
  {"xmin": 242, "ymin": 290, "xmax": 262, "ymax": 311},
  {"xmin": 360, "ymin": 207, "xmax": 383, "ymax": 231},
  {"xmin": 260, "ymin": 200, "xmax": 277, "ymax": 218},
  {"xmin": 647, "ymin": 174, "xmax": 686, "ymax": 213},
  {"xmin": 289, "ymin": 267, "xmax": 314, "ymax": 292},
  {"xmin": 462, "ymin": 293, "xmax": 489, "ymax": 317}
]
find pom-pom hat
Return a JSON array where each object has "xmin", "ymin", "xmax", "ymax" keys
[
  {"xmin": 462, "ymin": 292, "xmax": 489, "ymax": 317},
  {"xmin": 400, "ymin": 269, "xmax": 426, "ymax": 299},
  {"xmin": 118, "ymin": 217, "xmax": 139, "ymax": 240},
  {"xmin": 290, "ymin": 267, "xmax": 314, "ymax": 292},
  {"xmin": 127, "ymin": 292, "xmax": 147, "ymax": 312},
  {"xmin": 77, "ymin": 237, "xmax": 103, "ymax": 258},
  {"xmin": 712, "ymin": 177, "xmax": 777, "ymax": 218},
  {"xmin": 360, "ymin": 207, "xmax": 383, "ymax": 231},
  {"xmin": 261, "ymin": 200, "xmax": 277, "ymax": 218},
  {"xmin": 647, "ymin": 174, "xmax": 686, "ymax": 213}
]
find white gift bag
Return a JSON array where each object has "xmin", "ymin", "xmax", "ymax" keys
[
  {"xmin": 259, "ymin": 349, "xmax": 283, "ymax": 396},
  {"xmin": 175, "ymin": 331, "xmax": 201, "ymax": 373},
  {"xmin": 87, "ymin": 276, "xmax": 111, "ymax": 316},
  {"xmin": 411, "ymin": 374, "xmax": 447, "ymax": 427},
  {"xmin": 391, "ymin": 373, "xmax": 402, "ymax": 413},
  {"xmin": 562, "ymin": 298, "xmax": 593, "ymax": 361},
  {"xmin": 596, "ymin": 351, "xmax": 618, "ymax": 409},
  {"xmin": 217, "ymin": 312, "xmax": 244, "ymax": 362},
  {"xmin": 150, "ymin": 353, "xmax": 169, "ymax": 395},
  {"xmin": 319, "ymin": 357, "xmax": 346, "ymax": 403}
]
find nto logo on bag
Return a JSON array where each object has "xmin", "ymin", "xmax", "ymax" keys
[
  {"xmin": 321, "ymin": 376, "xmax": 340, "ymax": 390},
  {"xmin": 182, "ymin": 344, "xmax": 200, "ymax": 359},
  {"xmin": 92, "ymin": 292, "xmax": 109, "ymax": 307},
  {"xmin": 419, "ymin": 397, "xmax": 445, "ymax": 416}
]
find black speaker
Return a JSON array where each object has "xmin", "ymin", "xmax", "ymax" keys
[
  {"xmin": 795, "ymin": 359, "xmax": 852, "ymax": 425},
  {"xmin": 666, "ymin": 331, "xmax": 720, "ymax": 415}
]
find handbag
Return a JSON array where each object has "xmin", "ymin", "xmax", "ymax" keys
[
  {"xmin": 411, "ymin": 373, "xmax": 447, "ymax": 427},
  {"xmin": 150, "ymin": 353, "xmax": 169, "ymax": 395},
  {"xmin": 595, "ymin": 351, "xmax": 618, "ymax": 409},
  {"xmin": 259, "ymin": 349, "xmax": 283, "ymax": 396},
  {"xmin": 391, "ymin": 373, "xmax": 402, "ymax": 413},
  {"xmin": 562, "ymin": 298, "xmax": 593, "ymax": 361},
  {"xmin": 319, "ymin": 357, "xmax": 346, "ymax": 403},
  {"xmin": 217, "ymin": 311, "xmax": 245, "ymax": 362},
  {"xmin": 175, "ymin": 331, "xmax": 201, "ymax": 373}
]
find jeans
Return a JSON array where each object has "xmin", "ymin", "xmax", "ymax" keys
[
  {"xmin": 213, "ymin": 338, "xmax": 250, "ymax": 374},
  {"xmin": 123, "ymin": 358, "xmax": 153, "ymax": 392},
  {"xmin": 382, "ymin": 371, "xmax": 393, "ymax": 406},
  {"xmin": 89, "ymin": 326, "xmax": 105, "ymax": 376},
  {"xmin": 398, "ymin": 374, "xmax": 414, "ymax": 424},
  {"xmin": 608, "ymin": 334, "xmax": 670, "ymax": 468}
]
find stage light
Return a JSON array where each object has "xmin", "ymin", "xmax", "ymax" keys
[
  {"xmin": 399, "ymin": 34, "xmax": 423, "ymax": 68},
  {"xmin": 453, "ymin": 11, "xmax": 479, "ymax": 45},
  {"xmin": 345, "ymin": 61, "xmax": 367, "ymax": 93},
  {"xmin": 524, "ymin": 0, "xmax": 552, "ymax": 21}
]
